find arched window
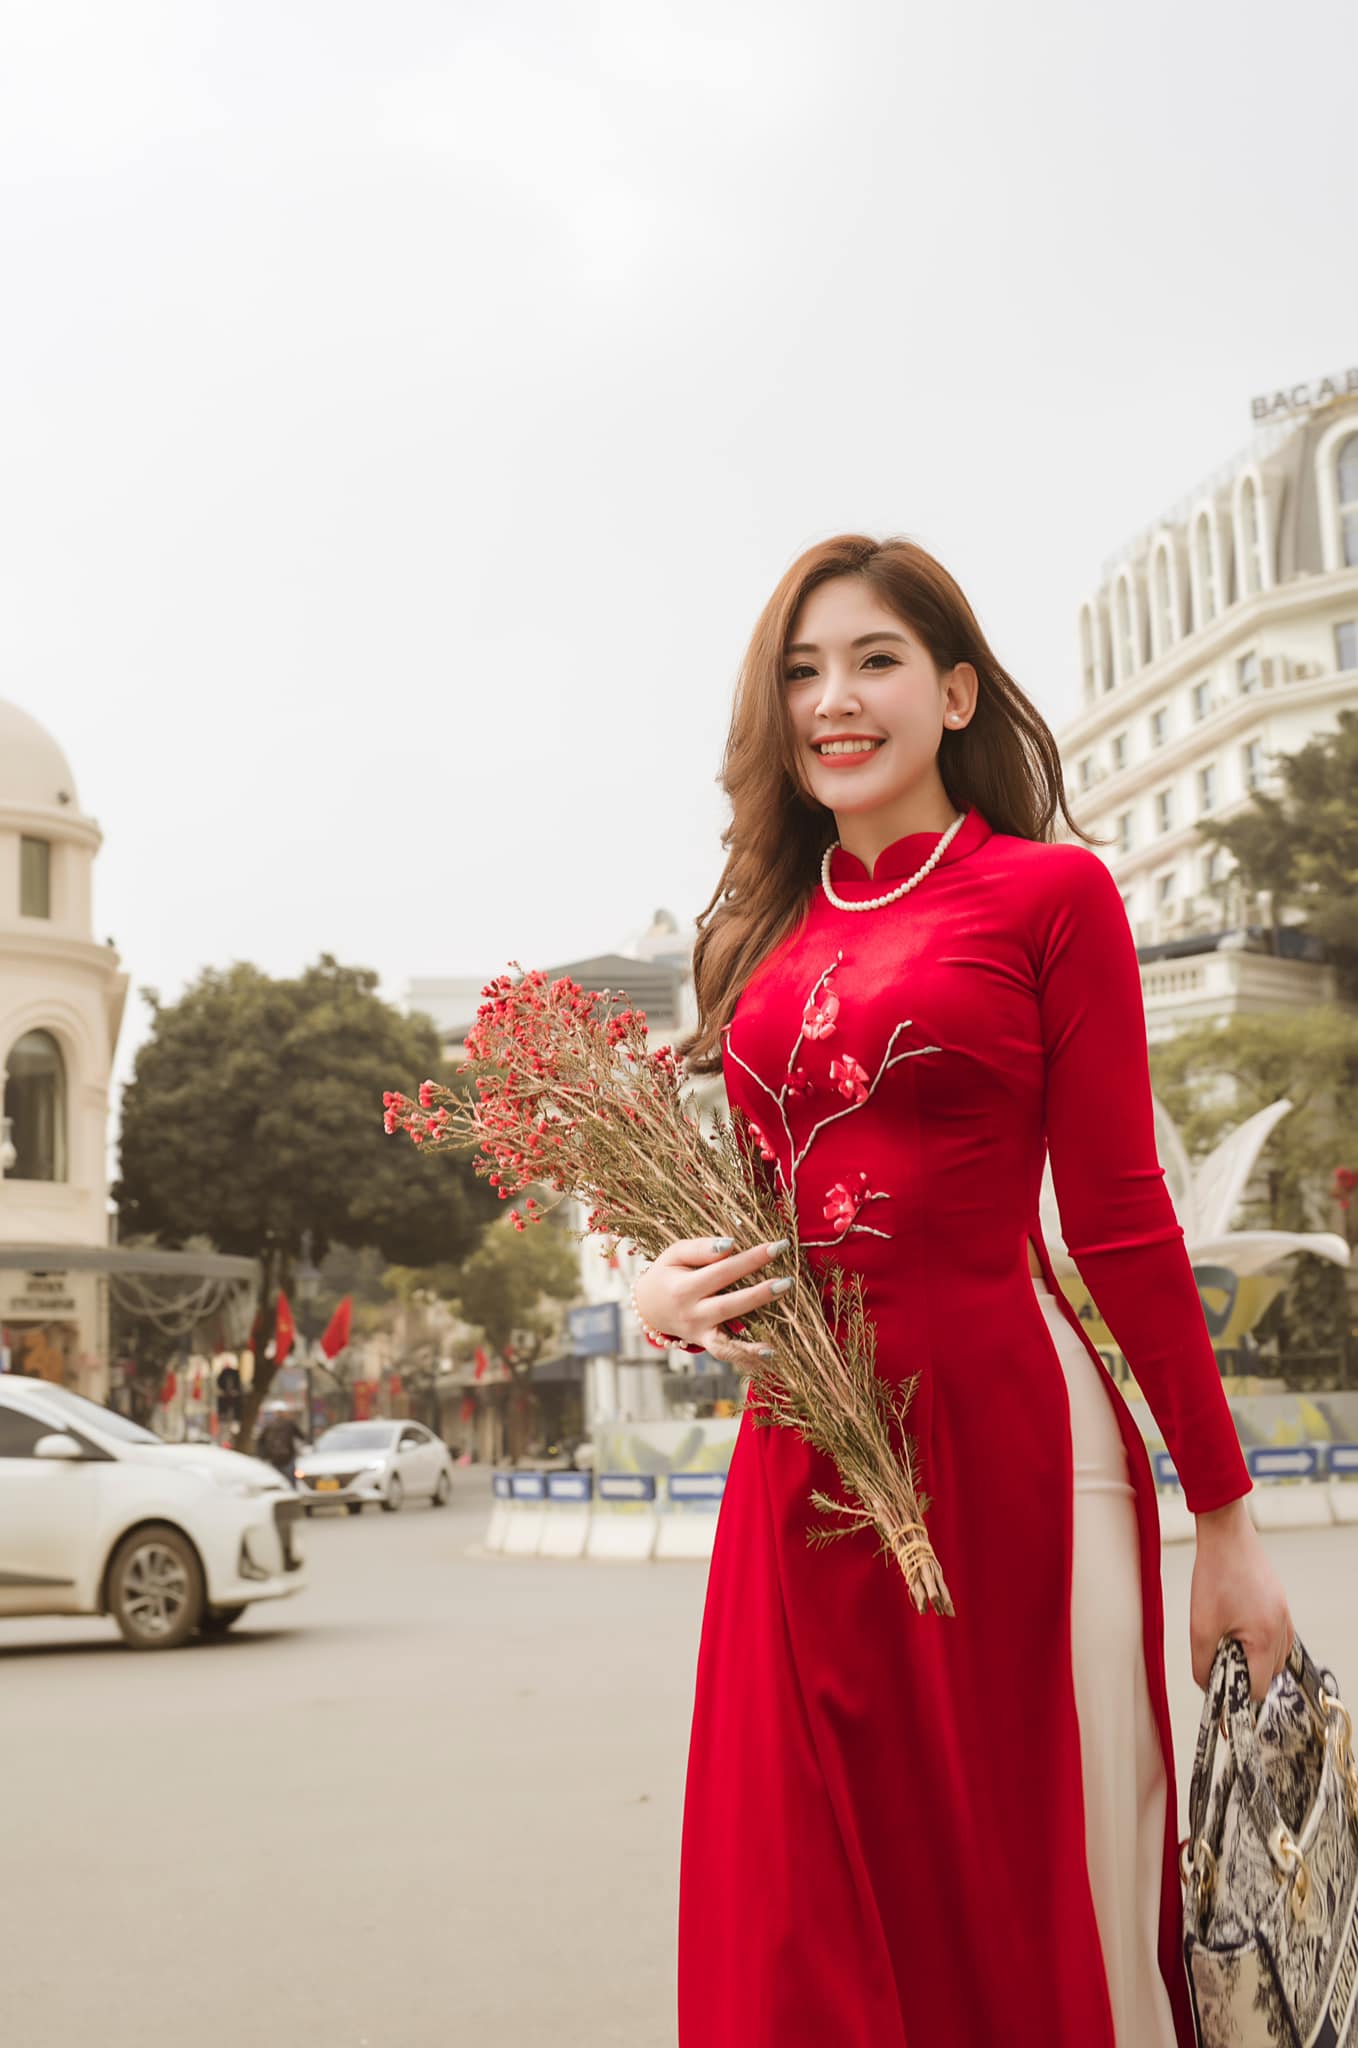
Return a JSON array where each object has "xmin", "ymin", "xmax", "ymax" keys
[
  {"xmin": 1079, "ymin": 605, "xmax": 1098, "ymax": 704},
  {"xmin": 2, "ymin": 1030, "xmax": 68, "ymax": 1182},
  {"xmin": 1112, "ymin": 571, "xmax": 1141, "ymax": 681},
  {"xmin": 1194, "ymin": 514, "xmax": 1218, "ymax": 626},
  {"xmin": 1339, "ymin": 433, "xmax": 1358, "ymax": 569},
  {"xmin": 1079, "ymin": 599, "xmax": 1110, "ymax": 701},
  {"xmin": 1237, "ymin": 476, "xmax": 1262, "ymax": 597},
  {"xmin": 1149, "ymin": 539, "xmax": 1180, "ymax": 656}
]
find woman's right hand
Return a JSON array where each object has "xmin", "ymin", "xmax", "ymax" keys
[{"xmin": 633, "ymin": 1234, "xmax": 793, "ymax": 1370}]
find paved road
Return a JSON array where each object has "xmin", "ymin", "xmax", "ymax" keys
[{"xmin": 2, "ymin": 1475, "xmax": 1356, "ymax": 2048}]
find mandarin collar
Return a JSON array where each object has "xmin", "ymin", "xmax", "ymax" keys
[{"xmin": 826, "ymin": 805, "xmax": 993, "ymax": 891}]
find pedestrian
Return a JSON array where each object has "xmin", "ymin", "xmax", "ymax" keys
[
  {"xmin": 638, "ymin": 536, "xmax": 1295, "ymax": 2047},
  {"xmin": 258, "ymin": 1407, "xmax": 304, "ymax": 1487}
]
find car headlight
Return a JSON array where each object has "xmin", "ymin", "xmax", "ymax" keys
[{"xmin": 209, "ymin": 1463, "xmax": 283, "ymax": 1498}]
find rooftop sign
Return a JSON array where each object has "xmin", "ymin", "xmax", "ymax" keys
[{"xmin": 1251, "ymin": 368, "xmax": 1358, "ymax": 421}]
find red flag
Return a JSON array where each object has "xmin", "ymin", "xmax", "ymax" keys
[
  {"xmin": 274, "ymin": 1291, "xmax": 295, "ymax": 1367},
  {"xmin": 319, "ymin": 1296, "xmax": 352, "ymax": 1360},
  {"xmin": 473, "ymin": 1345, "xmax": 490, "ymax": 1381}
]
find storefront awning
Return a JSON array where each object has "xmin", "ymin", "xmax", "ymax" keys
[
  {"xmin": 530, "ymin": 1354, "xmax": 586, "ymax": 1384},
  {"xmin": 0, "ymin": 1244, "xmax": 258, "ymax": 1281}
]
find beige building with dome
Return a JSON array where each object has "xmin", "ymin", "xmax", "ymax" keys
[{"xmin": 0, "ymin": 701, "xmax": 127, "ymax": 1389}]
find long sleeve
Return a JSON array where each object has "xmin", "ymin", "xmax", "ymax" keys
[{"xmin": 1036, "ymin": 847, "xmax": 1251, "ymax": 1514}]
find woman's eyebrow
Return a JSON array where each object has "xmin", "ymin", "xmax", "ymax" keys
[{"xmin": 785, "ymin": 630, "xmax": 909, "ymax": 655}]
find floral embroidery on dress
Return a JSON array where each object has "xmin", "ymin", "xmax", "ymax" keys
[
  {"xmin": 828, "ymin": 1054, "xmax": 869, "ymax": 1105},
  {"xmin": 746, "ymin": 1117, "xmax": 778, "ymax": 1163},
  {"xmin": 722, "ymin": 953, "xmax": 941, "ymax": 1249},
  {"xmin": 823, "ymin": 1173, "xmax": 889, "ymax": 1238},
  {"xmin": 802, "ymin": 990, "xmax": 840, "ymax": 1040}
]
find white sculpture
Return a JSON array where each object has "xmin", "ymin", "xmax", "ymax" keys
[{"xmin": 1040, "ymin": 1097, "xmax": 1351, "ymax": 1278}]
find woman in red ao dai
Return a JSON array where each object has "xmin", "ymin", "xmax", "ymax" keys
[{"xmin": 635, "ymin": 535, "xmax": 1294, "ymax": 2048}]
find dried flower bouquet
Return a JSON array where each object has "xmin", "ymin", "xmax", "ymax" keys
[{"xmin": 383, "ymin": 965, "xmax": 953, "ymax": 1616}]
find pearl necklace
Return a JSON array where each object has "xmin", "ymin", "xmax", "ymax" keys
[{"xmin": 820, "ymin": 808, "xmax": 968, "ymax": 913}]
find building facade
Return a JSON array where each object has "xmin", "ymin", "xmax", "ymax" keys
[
  {"xmin": 1058, "ymin": 371, "xmax": 1358, "ymax": 1038},
  {"xmin": 0, "ymin": 701, "xmax": 127, "ymax": 1391}
]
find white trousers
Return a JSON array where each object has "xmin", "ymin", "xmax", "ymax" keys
[{"xmin": 1032, "ymin": 1273, "xmax": 1178, "ymax": 2048}]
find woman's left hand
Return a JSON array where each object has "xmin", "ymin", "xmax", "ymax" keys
[{"xmin": 1189, "ymin": 1495, "xmax": 1295, "ymax": 1701}]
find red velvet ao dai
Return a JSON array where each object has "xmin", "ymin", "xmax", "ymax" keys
[{"xmin": 676, "ymin": 806, "xmax": 1250, "ymax": 2047}]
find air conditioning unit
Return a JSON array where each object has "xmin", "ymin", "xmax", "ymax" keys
[{"xmin": 1292, "ymin": 660, "xmax": 1323, "ymax": 680}]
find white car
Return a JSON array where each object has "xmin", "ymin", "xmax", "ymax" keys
[
  {"xmin": 0, "ymin": 1377, "xmax": 305, "ymax": 1650},
  {"xmin": 294, "ymin": 1421, "xmax": 454, "ymax": 1514}
]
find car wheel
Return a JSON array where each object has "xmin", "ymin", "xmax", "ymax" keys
[
  {"xmin": 200, "ymin": 1605, "xmax": 246, "ymax": 1636},
  {"xmin": 432, "ymin": 1470, "xmax": 452, "ymax": 1508},
  {"xmin": 108, "ymin": 1525, "xmax": 205, "ymax": 1650},
  {"xmin": 382, "ymin": 1475, "xmax": 404, "ymax": 1514},
  {"xmin": 346, "ymin": 1502, "xmax": 363, "ymax": 1516}
]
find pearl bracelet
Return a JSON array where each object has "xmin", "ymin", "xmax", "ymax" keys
[
  {"xmin": 629, "ymin": 1273, "xmax": 707, "ymax": 1355},
  {"xmin": 630, "ymin": 1261, "xmax": 749, "ymax": 1359}
]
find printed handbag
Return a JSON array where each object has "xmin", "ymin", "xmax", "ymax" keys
[{"xmin": 1180, "ymin": 1635, "xmax": 1358, "ymax": 2046}]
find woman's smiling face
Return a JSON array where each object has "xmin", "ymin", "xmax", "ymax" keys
[{"xmin": 784, "ymin": 575, "xmax": 976, "ymax": 824}]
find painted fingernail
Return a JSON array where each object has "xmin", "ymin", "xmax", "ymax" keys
[
  {"xmin": 758, "ymin": 1346, "xmax": 773, "ymax": 1358},
  {"xmin": 770, "ymin": 1276, "xmax": 793, "ymax": 1296},
  {"xmin": 710, "ymin": 1236, "xmax": 735, "ymax": 1253},
  {"xmin": 767, "ymin": 1238, "xmax": 790, "ymax": 1255}
]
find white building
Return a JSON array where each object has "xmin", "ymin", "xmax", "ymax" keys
[
  {"xmin": 0, "ymin": 700, "xmax": 254, "ymax": 1402},
  {"xmin": 0, "ymin": 701, "xmax": 127, "ymax": 1389},
  {"xmin": 1058, "ymin": 369, "xmax": 1358, "ymax": 1038}
]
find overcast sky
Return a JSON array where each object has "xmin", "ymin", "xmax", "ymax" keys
[{"xmin": 2, "ymin": 1, "xmax": 1354, "ymax": 1110}]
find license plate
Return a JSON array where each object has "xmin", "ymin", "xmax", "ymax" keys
[{"xmin": 316, "ymin": 1477, "xmax": 340, "ymax": 1492}]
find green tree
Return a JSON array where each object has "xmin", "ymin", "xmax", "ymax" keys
[
  {"xmin": 1198, "ymin": 707, "xmax": 1358, "ymax": 998},
  {"xmin": 451, "ymin": 1215, "xmax": 582, "ymax": 1458},
  {"xmin": 1149, "ymin": 1008, "xmax": 1358, "ymax": 1372},
  {"xmin": 114, "ymin": 955, "xmax": 497, "ymax": 1446}
]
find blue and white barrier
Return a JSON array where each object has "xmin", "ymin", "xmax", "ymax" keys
[
  {"xmin": 489, "ymin": 1439, "xmax": 1358, "ymax": 1559},
  {"xmin": 486, "ymin": 1471, "xmax": 514, "ymax": 1553},
  {"xmin": 1153, "ymin": 1439, "xmax": 1358, "ymax": 1543},
  {"xmin": 1247, "ymin": 1443, "xmax": 1334, "ymax": 1531},
  {"xmin": 1329, "ymin": 1442, "xmax": 1358, "ymax": 1526},
  {"xmin": 655, "ymin": 1472, "xmax": 728, "ymax": 1559},
  {"xmin": 540, "ymin": 1471, "xmax": 594, "ymax": 1558},
  {"xmin": 586, "ymin": 1473, "xmax": 660, "ymax": 1561},
  {"xmin": 503, "ymin": 1469, "xmax": 550, "ymax": 1555},
  {"xmin": 483, "ymin": 1468, "xmax": 731, "ymax": 1561},
  {"xmin": 1248, "ymin": 1445, "xmax": 1321, "ymax": 1481}
]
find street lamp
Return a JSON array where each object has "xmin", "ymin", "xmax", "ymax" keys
[{"xmin": 296, "ymin": 1229, "xmax": 321, "ymax": 1439}]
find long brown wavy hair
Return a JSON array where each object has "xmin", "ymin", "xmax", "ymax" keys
[{"xmin": 675, "ymin": 533, "xmax": 1101, "ymax": 1077}]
